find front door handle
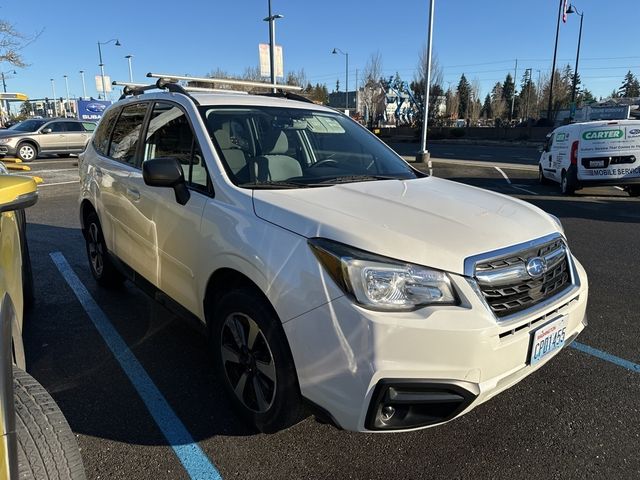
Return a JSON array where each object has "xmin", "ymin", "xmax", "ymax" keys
[{"xmin": 126, "ymin": 188, "xmax": 140, "ymax": 201}]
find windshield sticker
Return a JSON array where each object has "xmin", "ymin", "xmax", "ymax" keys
[{"xmin": 555, "ymin": 132, "xmax": 568, "ymax": 142}]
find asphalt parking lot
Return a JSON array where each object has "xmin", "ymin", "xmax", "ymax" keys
[{"xmin": 12, "ymin": 147, "xmax": 640, "ymax": 479}]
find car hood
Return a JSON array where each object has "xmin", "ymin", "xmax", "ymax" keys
[
  {"xmin": 0, "ymin": 130, "xmax": 29, "ymax": 138},
  {"xmin": 252, "ymin": 176, "xmax": 559, "ymax": 275}
]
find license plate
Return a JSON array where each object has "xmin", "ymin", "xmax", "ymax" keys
[
  {"xmin": 529, "ymin": 316, "xmax": 568, "ymax": 366},
  {"xmin": 589, "ymin": 160, "xmax": 605, "ymax": 168}
]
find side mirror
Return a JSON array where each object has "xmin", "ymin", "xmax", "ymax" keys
[
  {"xmin": 41, "ymin": 128, "xmax": 52, "ymax": 134},
  {"xmin": 142, "ymin": 157, "xmax": 190, "ymax": 205},
  {"xmin": 0, "ymin": 176, "xmax": 38, "ymax": 213}
]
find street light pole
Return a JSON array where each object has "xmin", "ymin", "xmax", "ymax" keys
[
  {"xmin": 332, "ymin": 48, "xmax": 349, "ymax": 113},
  {"xmin": 97, "ymin": 38, "xmax": 121, "ymax": 100},
  {"xmin": 546, "ymin": 0, "xmax": 564, "ymax": 124},
  {"xmin": 417, "ymin": 0, "xmax": 435, "ymax": 163},
  {"xmin": 125, "ymin": 55, "xmax": 133, "ymax": 82},
  {"xmin": 63, "ymin": 75, "xmax": 71, "ymax": 117},
  {"xmin": 263, "ymin": 1, "xmax": 283, "ymax": 93},
  {"xmin": 79, "ymin": 70, "xmax": 87, "ymax": 99},
  {"xmin": 524, "ymin": 68, "xmax": 533, "ymax": 120},
  {"xmin": 510, "ymin": 58, "xmax": 518, "ymax": 121},
  {"xmin": 567, "ymin": 4, "xmax": 584, "ymax": 116},
  {"xmin": 50, "ymin": 78, "xmax": 58, "ymax": 117}
]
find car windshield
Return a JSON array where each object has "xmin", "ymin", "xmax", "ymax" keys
[
  {"xmin": 9, "ymin": 119, "xmax": 48, "ymax": 132},
  {"xmin": 199, "ymin": 106, "xmax": 421, "ymax": 188}
]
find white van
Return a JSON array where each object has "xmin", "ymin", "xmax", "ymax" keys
[{"xmin": 538, "ymin": 120, "xmax": 640, "ymax": 196}]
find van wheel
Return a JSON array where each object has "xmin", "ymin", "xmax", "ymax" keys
[
  {"xmin": 84, "ymin": 212, "xmax": 124, "ymax": 287},
  {"xmin": 538, "ymin": 166, "xmax": 550, "ymax": 185},
  {"xmin": 561, "ymin": 169, "xmax": 576, "ymax": 195},
  {"xmin": 210, "ymin": 289, "xmax": 306, "ymax": 433},
  {"xmin": 14, "ymin": 368, "xmax": 87, "ymax": 480}
]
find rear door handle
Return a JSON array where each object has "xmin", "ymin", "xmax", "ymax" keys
[{"xmin": 126, "ymin": 188, "xmax": 140, "ymax": 201}]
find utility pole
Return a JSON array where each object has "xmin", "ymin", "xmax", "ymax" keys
[
  {"xmin": 524, "ymin": 68, "xmax": 532, "ymax": 120},
  {"xmin": 416, "ymin": 0, "xmax": 435, "ymax": 163},
  {"xmin": 546, "ymin": 0, "xmax": 564, "ymax": 123},
  {"xmin": 264, "ymin": 0, "xmax": 283, "ymax": 93},
  {"xmin": 510, "ymin": 59, "xmax": 518, "ymax": 121}
]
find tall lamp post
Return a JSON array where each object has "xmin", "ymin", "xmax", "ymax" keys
[
  {"xmin": 63, "ymin": 75, "xmax": 71, "ymax": 117},
  {"xmin": 125, "ymin": 55, "xmax": 134, "ymax": 82},
  {"xmin": 50, "ymin": 78, "xmax": 58, "ymax": 117},
  {"xmin": 546, "ymin": 0, "xmax": 564, "ymax": 123},
  {"xmin": 79, "ymin": 70, "xmax": 87, "ymax": 99},
  {"xmin": 263, "ymin": 0, "xmax": 283, "ymax": 93},
  {"xmin": 1, "ymin": 70, "xmax": 16, "ymax": 117},
  {"xmin": 417, "ymin": 0, "xmax": 435, "ymax": 163},
  {"xmin": 332, "ymin": 48, "xmax": 349, "ymax": 114},
  {"xmin": 97, "ymin": 38, "xmax": 121, "ymax": 100},
  {"xmin": 567, "ymin": 4, "xmax": 584, "ymax": 120}
]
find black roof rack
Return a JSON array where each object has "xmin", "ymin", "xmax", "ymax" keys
[{"xmin": 115, "ymin": 79, "xmax": 199, "ymax": 104}]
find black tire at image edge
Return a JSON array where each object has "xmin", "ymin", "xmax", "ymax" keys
[{"xmin": 14, "ymin": 368, "xmax": 86, "ymax": 480}]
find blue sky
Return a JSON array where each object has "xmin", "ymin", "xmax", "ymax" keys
[{"xmin": 1, "ymin": 0, "xmax": 638, "ymax": 102}]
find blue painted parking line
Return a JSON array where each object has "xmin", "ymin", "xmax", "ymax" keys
[
  {"xmin": 570, "ymin": 341, "xmax": 640, "ymax": 373},
  {"xmin": 50, "ymin": 252, "xmax": 222, "ymax": 480}
]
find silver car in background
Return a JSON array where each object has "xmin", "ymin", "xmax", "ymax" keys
[{"xmin": 0, "ymin": 118, "xmax": 96, "ymax": 162}]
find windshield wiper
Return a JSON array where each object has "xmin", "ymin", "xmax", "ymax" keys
[
  {"xmin": 317, "ymin": 175, "xmax": 406, "ymax": 184},
  {"xmin": 237, "ymin": 180, "xmax": 328, "ymax": 189}
]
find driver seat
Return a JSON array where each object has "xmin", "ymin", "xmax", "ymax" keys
[{"xmin": 254, "ymin": 130, "xmax": 302, "ymax": 181}]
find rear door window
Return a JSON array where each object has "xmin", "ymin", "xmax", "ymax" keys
[
  {"xmin": 108, "ymin": 103, "xmax": 148, "ymax": 167},
  {"xmin": 93, "ymin": 108, "xmax": 120, "ymax": 156}
]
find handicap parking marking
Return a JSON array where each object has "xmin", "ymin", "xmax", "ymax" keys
[
  {"xmin": 50, "ymin": 252, "xmax": 222, "ymax": 480},
  {"xmin": 570, "ymin": 341, "xmax": 640, "ymax": 373}
]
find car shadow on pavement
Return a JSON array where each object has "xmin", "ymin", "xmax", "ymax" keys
[{"xmin": 23, "ymin": 222, "xmax": 258, "ymax": 447}]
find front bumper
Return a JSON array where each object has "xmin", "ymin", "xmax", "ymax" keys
[{"xmin": 283, "ymin": 257, "xmax": 588, "ymax": 432}]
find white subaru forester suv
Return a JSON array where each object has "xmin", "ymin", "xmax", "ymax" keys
[{"xmin": 78, "ymin": 78, "xmax": 588, "ymax": 433}]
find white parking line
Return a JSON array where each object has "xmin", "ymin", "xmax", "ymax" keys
[
  {"xmin": 511, "ymin": 185, "xmax": 539, "ymax": 195},
  {"xmin": 50, "ymin": 252, "xmax": 221, "ymax": 480},
  {"xmin": 494, "ymin": 166, "xmax": 511, "ymax": 184},
  {"xmin": 37, "ymin": 180, "xmax": 79, "ymax": 187}
]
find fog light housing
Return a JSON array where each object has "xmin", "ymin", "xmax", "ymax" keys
[{"xmin": 365, "ymin": 380, "xmax": 477, "ymax": 431}]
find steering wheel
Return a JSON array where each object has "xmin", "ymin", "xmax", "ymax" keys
[{"xmin": 310, "ymin": 159, "xmax": 339, "ymax": 168}]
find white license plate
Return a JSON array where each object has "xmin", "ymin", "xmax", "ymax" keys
[
  {"xmin": 529, "ymin": 316, "xmax": 568, "ymax": 366},
  {"xmin": 589, "ymin": 160, "xmax": 605, "ymax": 167}
]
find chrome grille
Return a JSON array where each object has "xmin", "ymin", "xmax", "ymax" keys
[{"xmin": 474, "ymin": 238, "xmax": 572, "ymax": 318}]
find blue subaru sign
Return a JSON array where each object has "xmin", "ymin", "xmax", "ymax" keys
[{"xmin": 77, "ymin": 99, "xmax": 111, "ymax": 121}]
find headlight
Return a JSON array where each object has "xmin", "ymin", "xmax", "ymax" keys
[
  {"xmin": 0, "ymin": 137, "xmax": 12, "ymax": 144},
  {"xmin": 309, "ymin": 238, "xmax": 458, "ymax": 311},
  {"xmin": 549, "ymin": 214, "xmax": 564, "ymax": 234}
]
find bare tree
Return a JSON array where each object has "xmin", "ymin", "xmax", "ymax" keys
[
  {"xmin": 361, "ymin": 51, "xmax": 385, "ymax": 126},
  {"xmin": 0, "ymin": 20, "xmax": 34, "ymax": 67},
  {"xmin": 469, "ymin": 77, "xmax": 482, "ymax": 123},
  {"xmin": 445, "ymin": 89, "xmax": 459, "ymax": 123},
  {"xmin": 414, "ymin": 49, "xmax": 443, "ymax": 91},
  {"xmin": 490, "ymin": 82, "xmax": 507, "ymax": 122},
  {"xmin": 285, "ymin": 68, "xmax": 308, "ymax": 87}
]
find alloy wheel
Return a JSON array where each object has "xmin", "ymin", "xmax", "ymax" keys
[
  {"xmin": 19, "ymin": 145, "xmax": 35, "ymax": 161},
  {"xmin": 220, "ymin": 312, "xmax": 276, "ymax": 413}
]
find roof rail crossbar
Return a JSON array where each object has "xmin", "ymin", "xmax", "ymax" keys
[
  {"xmin": 256, "ymin": 91, "xmax": 315, "ymax": 104},
  {"xmin": 146, "ymin": 72, "xmax": 303, "ymax": 92},
  {"xmin": 113, "ymin": 79, "xmax": 200, "ymax": 104}
]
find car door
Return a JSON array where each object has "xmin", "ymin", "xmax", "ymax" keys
[
  {"xmin": 63, "ymin": 121, "xmax": 91, "ymax": 152},
  {"xmin": 123, "ymin": 101, "xmax": 209, "ymax": 314},
  {"xmin": 38, "ymin": 121, "xmax": 67, "ymax": 152},
  {"xmin": 98, "ymin": 102, "xmax": 150, "ymax": 273}
]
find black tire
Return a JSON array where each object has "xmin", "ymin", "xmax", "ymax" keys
[
  {"xmin": 16, "ymin": 142, "xmax": 37, "ymax": 162},
  {"xmin": 627, "ymin": 186, "xmax": 640, "ymax": 197},
  {"xmin": 16, "ymin": 209, "xmax": 35, "ymax": 310},
  {"xmin": 538, "ymin": 166, "xmax": 550, "ymax": 185},
  {"xmin": 84, "ymin": 212, "xmax": 125, "ymax": 287},
  {"xmin": 210, "ymin": 289, "xmax": 306, "ymax": 433},
  {"xmin": 14, "ymin": 368, "xmax": 87, "ymax": 480},
  {"xmin": 560, "ymin": 168, "xmax": 576, "ymax": 195}
]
